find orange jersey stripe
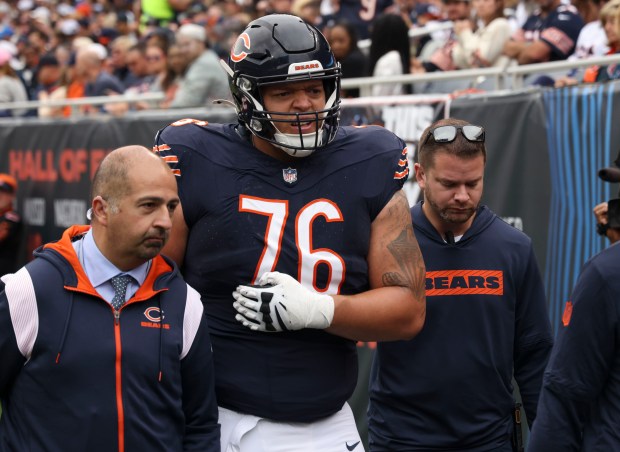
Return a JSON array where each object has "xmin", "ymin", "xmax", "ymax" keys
[
  {"xmin": 425, "ymin": 270, "xmax": 504, "ymax": 296},
  {"xmin": 394, "ymin": 168, "xmax": 409, "ymax": 179},
  {"xmin": 153, "ymin": 144, "xmax": 171, "ymax": 153}
]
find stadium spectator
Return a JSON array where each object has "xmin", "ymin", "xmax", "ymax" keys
[
  {"xmin": 107, "ymin": 40, "xmax": 162, "ymax": 114},
  {"xmin": 322, "ymin": 0, "xmax": 395, "ymax": 39},
  {"xmin": 390, "ymin": 0, "xmax": 432, "ymax": 28},
  {"xmin": 115, "ymin": 11, "xmax": 138, "ymax": 40},
  {"xmin": 124, "ymin": 41, "xmax": 157, "ymax": 92},
  {"xmin": 368, "ymin": 118, "xmax": 553, "ymax": 451},
  {"xmin": 18, "ymin": 39, "xmax": 42, "ymax": 104},
  {"xmin": 71, "ymin": 36, "xmax": 95, "ymax": 55},
  {"xmin": 26, "ymin": 28, "xmax": 49, "ymax": 55},
  {"xmin": 505, "ymin": 0, "xmax": 538, "ymax": 31},
  {"xmin": 502, "ymin": 0, "xmax": 584, "ymax": 64},
  {"xmin": 0, "ymin": 174, "xmax": 22, "ymax": 275},
  {"xmin": 158, "ymin": 43, "xmax": 187, "ymax": 109},
  {"xmin": 131, "ymin": 43, "xmax": 170, "ymax": 110},
  {"xmin": 108, "ymin": 35, "xmax": 138, "ymax": 90},
  {"xmin": 146, "ymin": 43, "xmax": 168, "ymax": 83},
  {"xmin": 140, "ymin": 0, "xmax": 190, "ymax": 30},
  {"xmin": 412, "ymin": 0, "xmax": 472, "ymax": 73},
  {"xmin": 407, "ymin": 3, "xmax": 444, "ymax": 57},
  {"xmin": 204, "ymin": 9, "xmax": 250, "ymax": 61},
  {"xmin": 0, "ymin": 47, "xmax": 28, "ymax": 117},
  {"xmin": 0, "ymin": 146, "xmax": 220, "ymax": 451},
  {"xmin": 77, "ymin": 44, "xmax": 123, "ymax": 98},
  {"xmin": 75, "ymin": 44, "xmax": 124, "ymax": 113},
  {"xmin": 0, "ymin": 2, "xmax": 11, "ymax": 29},
  {"xmin": 34, "ymin": 52, "xmax": 60, "ymax": 95},
  {"xmin": 63, "ymin": 51, "xmax": 85, "ymax": 117},
  {"xmin": 292, "ymin": 0, "xmax": 322, "ymax": 25},
  {"xmin": 53, "ymin": 43, "xmax": 72, "ymax": 67},
  {"xmin": 326, "ymin": 20, "xmax": 369, "ymax": 97},
  {"xmin": 556, "ymin": 0, "xmax": 620, "ymax": 86},
  {"xmin": 180, "ymin": 2, "xmax": 210, "ymax": 26},
  {"xmin": 169, "ymin": 23, "xmax": 229, "ymax": 108},
  {"xmin": 452, "ymin": 0, "xmax": 512, "ymax": 68},
  {"xmin": 570, "ymin": 0, "xmax": 611, "ymax": 59},
  {"xmin": 55, "ymin": 18, "xmax": 80, "ymax": 46},
  {"xmin": 155, "ymin": 14, "xmax": 426, "ymax": 451},
  {"xmin": 144, "ymin": 27, "xmax": 174, "ymax": 53},
  {"xmin": 35, "ymin": 52, "xmax": 64, "ymax": 117},
  {"xmin": 368, "ymin": 13, "xmax": 411, "ymax": 96},
  {"xmin": 256, "ymin": 0, "xmax": 294, "ymax": 16}
]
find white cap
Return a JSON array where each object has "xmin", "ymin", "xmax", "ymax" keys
[
  {"xmin": 0, "ymin": 40, "xmax": 23, "ymax": 71},
  {"xmin": 31, "ymin": 6, "xmax": 51, "ymax": 25},
  {"xmin": 57, "ymin": 3, "xmax": 76, "ymax": 16},
  {"xmin": 17, "ymin": 0, "xmax": 33, "ymax": 10},
  {"xmin": 59, "ymin": 18, "xmax": 79, "ymax": 36},
  {"xmin": 177, "ymin": 23, "xmax": 206, "ymax": 43}
]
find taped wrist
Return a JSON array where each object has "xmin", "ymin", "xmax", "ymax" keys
[{"xmin": 305, "ymin": 293, "xmax": 335, "ymax": 329}]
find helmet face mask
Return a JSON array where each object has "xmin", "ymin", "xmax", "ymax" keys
[{"xmin": 224, "ymin": 14, "xmax": 341, "ymax": 157}]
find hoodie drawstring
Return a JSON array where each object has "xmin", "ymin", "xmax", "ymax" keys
[{"xmin": 56, "ymin": 292, "xmax": 75, "ymax": 364}]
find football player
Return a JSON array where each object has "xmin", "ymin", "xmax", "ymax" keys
[{"xmin": 155, "ymin": 14, "xmax": 426, "ymax": 451}]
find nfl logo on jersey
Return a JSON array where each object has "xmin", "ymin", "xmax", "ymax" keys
[{"xmin": 282, "ymin": 168, "xmax": 297, "ymax": 184}]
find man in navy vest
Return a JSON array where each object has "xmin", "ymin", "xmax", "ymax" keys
[{"xmin": 0, "ymin": 146, "xmax": 220, "ymax": 451}]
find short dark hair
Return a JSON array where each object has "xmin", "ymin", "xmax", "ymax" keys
[
  {"xmin": 38, "ymin": 52, "xmax": 59, "ymax": 68},
  {"xmin": 417, "ymin": 117, "xmax": 486, "ymax": 168}
]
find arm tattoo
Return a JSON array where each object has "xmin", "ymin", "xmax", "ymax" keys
[
  {"xmin": 385, "ymin": 227, "xmax": 425, "ymax": 294},
  {"xmin": 381, "ymin": 193, "xmax": 426, "ymax": 299},
  {"xmin": 382, "ymin": 271, "xmax": 407, "ymax": 286}
]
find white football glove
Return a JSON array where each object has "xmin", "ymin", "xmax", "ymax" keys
[{"xmin": 233, "ymin": 271, "xmax": 334, "ymax": 332}]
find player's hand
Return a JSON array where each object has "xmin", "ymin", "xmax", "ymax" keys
[
  {"xmin": 594, "ymin": 202, "xmax": 609, "ymax": 225},
  {"xmin": 233, "ymin": 272, "xmax": 334, "ymax": 332}
]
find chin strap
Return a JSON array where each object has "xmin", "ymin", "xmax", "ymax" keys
[{"xmin": 271, "ymin": 130, "xmax": 322, "ymax": 157}]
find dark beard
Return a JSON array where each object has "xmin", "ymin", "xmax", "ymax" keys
[{"xmin": 426, "ymin": 195, "xmax": 477, "ymax": 225}]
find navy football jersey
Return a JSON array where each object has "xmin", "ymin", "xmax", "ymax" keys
[
  {"xmin": 515, "ymin": 4, "xmax": 584, "ymax": 61},
  {"xmin": 327, "ymin": 0, "xmax": 394, "ymax": 40},
  {"xmin": 155, "ymin": 120, "xmax": 408, "ymax": 422}
]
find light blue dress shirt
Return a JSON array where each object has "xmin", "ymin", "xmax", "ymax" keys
[{"xmin": 72, "ymin": 229, "xmax": 150, "ymax": 306}]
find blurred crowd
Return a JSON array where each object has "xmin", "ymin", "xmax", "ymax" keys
[{"xmin": 0, "ymin": 0, "xmax": 617, "ymax": 117}]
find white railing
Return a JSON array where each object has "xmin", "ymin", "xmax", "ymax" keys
[
  {"xmin": 341, "ymin": 53, "xmax": 620, "ymax": 92},
  {"xmin": 1, "ymin": 54, "xmax": 620, "ymax": 117}
]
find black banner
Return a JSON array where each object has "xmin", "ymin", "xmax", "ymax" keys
[{"xmin": 0, "ymin": 110, "xmax": 236, "ymax": 266}]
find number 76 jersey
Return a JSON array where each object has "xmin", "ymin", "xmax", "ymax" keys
[{"xmin": 155, "ymin": 120, "xmax": 408, "ymax": 422}]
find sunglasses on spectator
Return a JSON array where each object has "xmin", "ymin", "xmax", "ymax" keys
[
  {"xmin": 424, "ymin": 125, "xmax": 485, "ymax": 144},
  {"xmin": 147, "ymin": 55, "xmax": 163, "ymax": 62}
]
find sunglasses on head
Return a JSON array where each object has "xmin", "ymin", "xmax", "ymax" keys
[{"xmin": 424, "ymin": 125, "xmax": 485, "ymax": 144}]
